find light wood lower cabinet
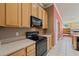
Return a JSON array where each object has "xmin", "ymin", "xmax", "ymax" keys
[
  {"xmin": 9, "ymin": 43, "xmax": 36, "ymax": 56},
  {"xmin": 46, "ymin": 35, "xmax": 53, "ymax": 51},
  {"xmin": 63, "ymin": 28, "xmax": 70, "ymax": 34},
  {"xmin": 27, "ymin": 49, "xmax": 35, "ymax": 56},
  {"xmin": 10, "ymin": 48, "xmax": 26, "ymax": 56},
  {"xmin": 72, "ymin": 36, "xmax": 77, "ymax": 49},
  {"xmin": 27, "ymin": 44, "xmax": 36, "ymax": 56}
]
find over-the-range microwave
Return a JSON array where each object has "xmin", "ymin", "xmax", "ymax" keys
[{"xmin": 30, "ymin": 16, "xmax": 42, "ymax": 28}]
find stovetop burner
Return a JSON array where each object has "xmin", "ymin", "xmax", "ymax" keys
[
  {"xmin": 28, "ymin": 36, "xmax": 47, "ymax": 41},
  {"xmin": 26, "ymin": 31, "xmax": 47, "ymax": 41}
]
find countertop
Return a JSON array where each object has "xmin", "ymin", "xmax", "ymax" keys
[
  {"xmin": 0, "ymin": 39, "xmax": 35, "ymax": 56},
  {"xmin": 72, "ymin": 34, "xmax": 79, "ymax": 36},
  {"xmin": 39, "ymin": 34, "xmax": 52, "ymax": 37}
]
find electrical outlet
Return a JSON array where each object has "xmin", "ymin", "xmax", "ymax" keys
[
  {"xmin": 0, "ymin": 41, "xmax": 1, "ymax": 46},
  {"xmin": 16, "ymin": 32, "xmax": 19, "ymax": 36}
]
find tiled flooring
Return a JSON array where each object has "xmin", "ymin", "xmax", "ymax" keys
[{"xmin": 47, "ymin": 36, "xmax": 79, "ymax": 56}]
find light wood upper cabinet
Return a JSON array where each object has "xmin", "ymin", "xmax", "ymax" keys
[
  {"xmin": 6, "ymin": 4, "xmax": 21, "ymax": 27},
  {"xmin": 38, "ymin": 6, "xmax": 43, "ymax": 19},
  {"xmin": 43, "ymin": 10, "xmax": 48, "ymax": 29},
  {"xmin": 37, "ymin": 5, "xmax": 48, "ymax": 29},
  {"xmin": 45, "ymin": 11, "xmax": 48, "ymax": 29},
  {"xmin": 32, "ymin": 4, "xmax": 38, "ymax": 18},
  {"xmin": 0, "ymin": 3, "xmax": 48, "ymax": 28},
  {"xmin": 22, "ymin": 3, "xmax": 32, "ymax": 28},
  {"xmin": 0, "ymin": 4, "xmax": 5, "ymax": 26}
]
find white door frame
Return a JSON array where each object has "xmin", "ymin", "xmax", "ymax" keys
[{"xmin": 54, "ymin": 18, "xmax": 59, "ymax": 46}]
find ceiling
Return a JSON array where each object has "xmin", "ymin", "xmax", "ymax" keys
[
  {"xmin": 56, "ymin": 3, "xmax": 79, "ymax": 24},
  {"xmin": 39, "ymin": 3, "xmax": 53, "ymax": 8}
]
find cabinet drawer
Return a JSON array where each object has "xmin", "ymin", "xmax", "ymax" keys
[
  {"xmin": 27, "ymin": 49, "xmax": 35, "ymax": 56},
  {"xmin": 10, "ymin": 48, "xmax": 26, "ymax": 56},
  {"xmin": 27, "ymin": 44, "xmax": 35, "ymax": 52}
]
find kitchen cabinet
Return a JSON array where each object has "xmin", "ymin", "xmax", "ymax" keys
[
  {"xmin": 0, "ymin": 4, "xmax": 5, "ymax": 26},
  {"xmin": 10, "ymin": 48, "xmax": 26, "ymax": 56},
  {"xmin": 43, "ymin": 10, "xmax": 48, "ymax": 29},
  {"xmin": 27, "ymin": 43, "xmax": 36, "ymax": 56},
  {"xmin": 38, "ymin": 6, "xmax": 43, "ymax": 19},
  {"xmin": 46, "ymin": 35, "xmax": 53, "ymax": 51},
  {"xmin": 38, "ymin": 6, "xmax": 48, "ymax": 29},
  {"xmin": 0, "ymin": 3, "xmax": 48, "ymax": 28},
  {"xmin": 32, "ymin": 3, "xmax": 38, "ymax": 18},
  {"xmin": 63, "ymin": 28, "xmax": 70, "ymax": 34},
  {"xmin": 6, "ymin": 3, "xmax": 21, "ymax": 27},
  {"xmin": 72, "ymin": 36, "xmax": 77, "ymax": 49},
  {"xmin": 9, "ymin": 43, "xmax": 36, "ymax": 56},
  {"xmin": 41, "ymin": 35, "xmax": 53, "ymax": 51},
  {"xmin": 22, "ymin": 3, "xmax": 32, "ymax": 28}
]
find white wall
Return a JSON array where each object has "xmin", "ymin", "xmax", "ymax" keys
[{"xmin": 56, "ymin": 3, "xmax": 79, "ymax": 25}]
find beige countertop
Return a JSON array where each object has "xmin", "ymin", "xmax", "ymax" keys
[
  {"xmin": 39, "ymin": 34, "xmax": 52, "ymax": 37},
  {"xmin": 0, "ymin": 39, "xmax": 36, "ymax": 56},
  {"xmin": 72, "ymin": 34, "xmax": 79, "ymax": 36}
]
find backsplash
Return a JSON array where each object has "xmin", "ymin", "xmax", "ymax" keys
[{"xmin": 0, "ymin": 27, "xmax": 45, "ymax": 44}]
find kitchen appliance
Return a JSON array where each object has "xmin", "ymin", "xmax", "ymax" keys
[
  {"xmin": 30, "ymin": 16, "xmax": 42, "ymax": 28},
  {"xmin": 26, "ymin": 31, "xmax": 47, "ymax": 56},
  {"xmin": 77, "ymin": 37, "xmax": 79, "ymax": 50}
]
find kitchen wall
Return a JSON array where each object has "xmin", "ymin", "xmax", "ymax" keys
[
  {"xmin": 46, "ymin": 5, "xmax": 63, "ymax": 38},
  {"xmin": 0, "ymin": 27, "xmax": 44, "ymax": 44},
  {"xmin": 46, "ymin": 5, "xmax": 54, "ymax": 35},
  {"xmin": 46, "ymin": 5, "xmax": 54, "ymax": 46},
  {"xmin": 46, "ymin": 4, "xmax": 63, "ymax": 46}
]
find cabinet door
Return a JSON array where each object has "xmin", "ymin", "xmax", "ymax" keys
[
  {"xmin": 72, "ymin": 36, "xmax": 77, "ymax": 49},
  {"xmin": 43, "ymin": 10, "xmax": 48, "ymax": 29},
  {"xmin": 10, "ymin": 49, "xmax": 26, "ymax": 56},
  {"xmin": 47, "ymin": 35, "xmax": 53, "ymax": 51},
  {"xmin": 49, "ymin": 36, "xmax": 53, "ymax": 49},
  {"xmin": 22, "ymin": 3, "xmax": 32, "ymax": 27},
  {"xmin": 27, "ymin": 44, "xmax": 36, "ymax": 56},
  {"xmin": 32, "ymin": 3, "xmax": 38, "ymax": 17},
  {"xmin": 0, "ymin": 4, "xmax": 5, "ymax": 26},
  {"xmin": 45, "ymin": 11, "xmax": 48, "ymax": 29},
  {"xmin": 38, "ymin": 6, "xmax": 43, "ymax": 19},
  {"xmin": 6, "ymin": 4, "xmax": 21, "ymax": 27}
]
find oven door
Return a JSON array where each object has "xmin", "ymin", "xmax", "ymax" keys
[{"xmin": 36, "ymin": 39, "xmax": 47, "ymax": 56}]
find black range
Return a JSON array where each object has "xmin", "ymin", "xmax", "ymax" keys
[{"xmin": 26, "ymin": 31, "xmax": 47, "ymax": 56}]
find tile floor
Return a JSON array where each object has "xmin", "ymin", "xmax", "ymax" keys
[{"xmin": 47, "ymin": 36, "xmax": 79, "ymax": 56}]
